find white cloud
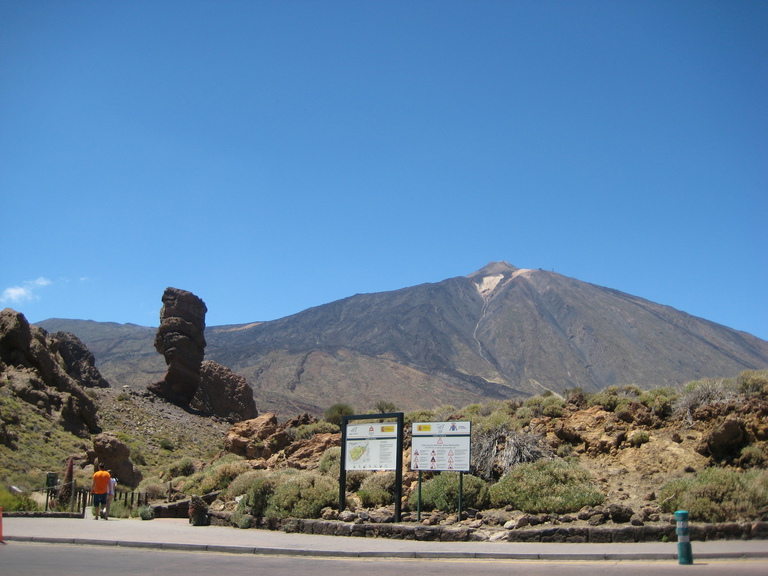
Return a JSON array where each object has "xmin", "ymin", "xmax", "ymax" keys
[{"xmin": 1, "ymin": 277, "xmax": 52, "ymax": 304}]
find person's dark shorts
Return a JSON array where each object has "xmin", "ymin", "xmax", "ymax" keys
[{"xmin": 93, "ymin": 493, "xmax": 107, "ymax": 506}]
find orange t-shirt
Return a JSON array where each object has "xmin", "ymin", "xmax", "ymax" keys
[{"xmin": 92, "ymin": 470, "xmax": 111, "ymax": 494}]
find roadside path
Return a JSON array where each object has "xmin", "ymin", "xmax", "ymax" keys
[{"xmin": 4, "ymin": 516, "xmax": 768, "ymax": 560}]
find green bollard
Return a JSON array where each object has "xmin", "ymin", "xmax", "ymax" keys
[{"xmin": 675, "ymin": 510, "xmax": 693, "ymax": 565}]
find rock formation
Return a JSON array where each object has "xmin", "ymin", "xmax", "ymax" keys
[
  {"xmin": 148, "ymin": 288, "xmax": 258, "ymax": 421},
  {"xmin": 89, "ymin": 431, "xmax": 143, "ymax": 487},
  {"xmin": 222, "ymin": 412, "xmax": 332, "ymax": 466},
  {"xmin": 148, "ymin": 288, "xmax": 208, "ymax": 406},
  {"xmin": 192, "ymin": 360, "xmax": 258, "ymax": 423},
  {"xmin": 0, "ymin": 308, "xmax": 100, "ymax": 437}
]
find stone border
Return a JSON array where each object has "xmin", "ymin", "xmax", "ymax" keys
[{"xmin": 277, "ymin": 518, "xmax": 768, "ymax": 543}]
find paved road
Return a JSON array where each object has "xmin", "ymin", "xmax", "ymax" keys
[{"xmin": 3, "ymin": 543, "xmax": 768, "ymax": 576}]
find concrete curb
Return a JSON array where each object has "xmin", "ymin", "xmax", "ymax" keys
[{"xmin": 5, "ymin": 535, "xmax": 768, "ymax": 560}]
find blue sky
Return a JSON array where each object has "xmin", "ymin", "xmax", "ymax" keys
[{"xmin": 1, "ymin": 1, "xmax": 766, "ymax": 341}]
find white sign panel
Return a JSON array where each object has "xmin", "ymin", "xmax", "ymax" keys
[
  {"xmin": 411, "ymin": 421, "xmax": 471, "ymax": 472},
  {"xmin": 345, "ymin": 422, "xmax": 399, "ymax": 470}
]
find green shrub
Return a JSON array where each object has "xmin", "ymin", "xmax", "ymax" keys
[
  {"xmin": 295, "ymin": 421, "xmax": 340, "ymax": 440},
  {"xmin": 630, "ymin": 431, "xmax": 650, "ymax": 447},
  {"xmin": 620, "ymin": 385, "xmax": 642, "ymax": 397},
  {"xmin": 232, "ymin": 509, "xmax": 254, "ymax": 529},
  {"xmin": 464, "ymin": 403, "xmax": 486, "ymax": 417},
  {"xmin": 318, "ymin": 446, "xmax": 341, "ymax": 475},
  {"xmin": 315, "ymin": 447, "xmax": 366, "ymax": 489},
  {"xmin": 638, "ymin": 387, "xmax": 678, "ymax": 418},
  {"xmin": 158, "ymin": 438, "xmax": 175, "ymax": 451},
  {"xmin": 107, "ymin": 499, "xmax": 130, "ymax": 518},
  {"xmin": 138, "ymin": 480, "xmax": 167, "ymax": 501},
  {"xmin": 737, "ymin": 445, "xmax": 767, "ymax": 469},
  {"xmin": 324, "ymin": 403, "xmax": 355, "ymax": 426},
  {"xmin": 474, "ymin": 409, "xmax": 519, "ymax": 434},
  {"xmin": 236, "ymin": 474, "xmax": 280, "ymax": 517},
  {"xmin": 0, "ymin": 486, "xmax": 39, "ymax": 511},
  {"xmin": 183, "ymin": 455, "xmax": 249, "ymax": 495},
  {"xmin": 512, "ymin": 406, "xmax": 536, "ymax": 427},
  {"xmin": 404, "ymin": 409, "xmax": 435, "ymax": 427},
  {"xmin": 357, "ymin": 472, "xmax": 396, "ymax": 508},
  {"xmin": 738, "ymin": 369, "xmax": 768, "ymax": 396},
  {"xmin": 226, "ymin": 470, "xmax": 268, "ymax": 499},
  {"xmin": 489, "ymin": 459, "xmax": 604, "ymax": 513},
  {"xmin": 136, "ymin": 505, "xmax": 154, "ymax": 520},
  {"xmin": 410, "ymin": 472, "xmax": 489, "ymax": 513},
  {"xmin": 167, "ymin": 457, "xmax": 196, "ymax": 478},
  {"xmin": 264, "ymin": 471, "xmax": 338, "ymax": 520},
  {"xmin": 521, "ymin": 394, "xmax": 565, "ymax": 419},
  {"xmin": 131, "ymin": 448, "xmax": 147, "ymax": 466},
  {"xmin": 659, "ymin": 467, "xmax": 768, "ymax": 522},
  {"xmin": 432, "ymin": 405, "xmax": 459, "ymax": 422},
  {"xmin": 587, "ymin": 387, "xmax": 630, "ymax": 413},
  {"xmin": 372, "ymin": 401, "xmax": 399, "ymax": 414}
]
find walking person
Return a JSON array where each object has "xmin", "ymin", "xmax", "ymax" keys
[
  {"xmin": 91, "ymin": 464, "xmax": 111, "ymax": 520},
  {"xmin": 105, "ymin": 472, "xmax": 117, "ymax": 519}
]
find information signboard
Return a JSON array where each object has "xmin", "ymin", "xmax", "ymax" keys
[
  {"xmin": 344, "ymin": 421, "xmax": 400, "ymax": 470},
  {"xmin": 411, "ymin": 421, "xmax": 471, "ymax": 472}
]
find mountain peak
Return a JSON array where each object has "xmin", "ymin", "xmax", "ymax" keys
[{"xmin": 467, "ymin": 261, "xmax": 519, "ymax": 279}]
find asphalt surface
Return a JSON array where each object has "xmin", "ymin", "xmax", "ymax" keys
[{"xmin": 3, "ymin": 516, "xmax": 768, "ymax": 561}]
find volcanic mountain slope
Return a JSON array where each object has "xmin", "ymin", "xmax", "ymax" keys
[{"xmin": 38, "ymin": 262, "xmax": 768, "ymax": 418}]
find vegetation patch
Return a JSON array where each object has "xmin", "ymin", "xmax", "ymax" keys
[
  {"xmin": 489, "ymin": 459, "xmax": 604, "ymax": 514},
  {"xmin": 659, "ymin": 467, "xmax": 768, "ymax": 522},
  {"xmin": 410, "ymin": 471, "xmax": 490, "ymax": 513}
]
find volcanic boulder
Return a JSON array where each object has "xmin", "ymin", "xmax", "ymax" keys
[
  {"xmin": 148, "ymin": 288, "xmax": 208, "ymax": 406},
  {"xmin": 192, "ymin": 360, "xmax": 258, "ymax": 423},
  {"xmin": 90, "ymin": 432, "xmax": 143, "ymax": 487}
]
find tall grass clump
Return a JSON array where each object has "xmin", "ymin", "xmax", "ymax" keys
[
  {"xmin": 489, "ymin": 459, "xmax": 604, "ymax": 513},
  {"xmin": 472, "ymin": 424, "xmax": 553, "ymax": 481},
  {"xmin": 659, "ymin": 467, "xmax": 768, "ymax": 522},
  {"xmin": 675, "ymin": 379, "xmax": 737, "ymax": 423},
  {"xmin": 410, "ymin": 472, "xmax": 490, "ymax": 513}
]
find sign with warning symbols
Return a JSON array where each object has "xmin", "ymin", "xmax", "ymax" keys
[{"xmin": 411, "ymin": 421, "xmax": 471, "ymax": 472}]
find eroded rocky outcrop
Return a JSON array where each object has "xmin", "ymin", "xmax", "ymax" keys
[
  {"xmin": 0, "ymin": 308, "xmax": 100, "ymax": 437},
  {"xmin": 192, "ymin": 360, "xmax": 258, "ymax": 423},
  {"xmin": 148, "ymin": 288, "xmax": 259, "ymax": 422},
  {"xmin": 148, "ymin": 288, "xmax": 208, "ymax": 406},
  {"xmin": 53, "ymin": 331, "xmax": 110, "ymax": 389},
  {"xmin": 222, "ymin": 412, "xmax": 337, "ymax": 467}
]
